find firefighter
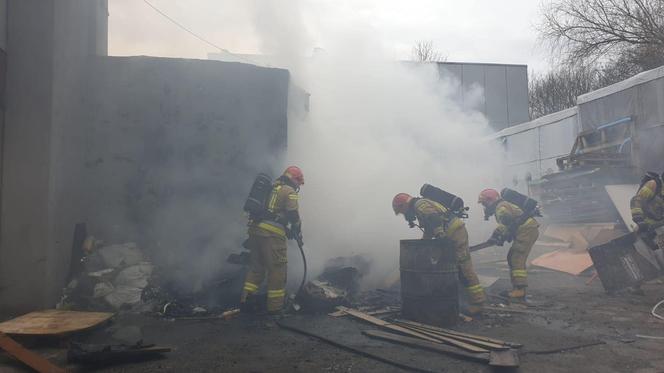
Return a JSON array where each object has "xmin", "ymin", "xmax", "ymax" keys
[
  {"xmin": 478, "ymin": 189, "xmax": 539, "ymax": 302},
  {"xmin": 240, "ymin": 166, "xmax": 304, "ymax": 314},
  {"xmin": 392, "ymin": 193, "xmax": 486, "ymax": 314},
  {"xmin": 631, "ymin": 172, "xmax": 664, "ymax": 238}
]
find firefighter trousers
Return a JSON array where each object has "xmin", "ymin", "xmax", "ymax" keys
[
  {"xmin": 240, "ymin": 233, "xmax": 288, "ymax": 312},
  {"xmin": 449, "ymin": 227, "xmax": 485, "ymax": 305},
  {"xmin": 507, "ymin": 225, "xmax": 539, "ymax": 288}
]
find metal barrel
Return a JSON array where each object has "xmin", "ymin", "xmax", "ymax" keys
[{"xmin": 400, "ymin": 238, "xmax": 458, "ymax": 327}]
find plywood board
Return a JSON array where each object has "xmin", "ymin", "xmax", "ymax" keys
[
  {"xmin": 544, "ymin": 224, "xmax": 588, "ymax": 250},
  {"xmin": 531, "ymin": 250, "xmax": 593, "ymax": 276},
  {"xmin": 0, "ymin": 310, "xmax": 113, "ymax": 336},
  {"xmin": 605, "ymin": 184, "xmax": 639, "ymax": 232}
]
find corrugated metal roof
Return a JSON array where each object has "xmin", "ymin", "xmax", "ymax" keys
[
  {"xmin": 577, "ymin": 65, "xmax": 664, "ymax": 104},
  {"xmin": 491, "ymin": 107, "xmax": 578, "ymax": 138},
  {"xmin": 438, "ymin": 61, "xmax": 528, "ymax": 68}
]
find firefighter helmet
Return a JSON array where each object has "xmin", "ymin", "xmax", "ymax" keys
[
  {"xmin": 284, "ymin": 166, "xmax": 304, "ymax": 186},
  {"xmin": 392, "ymin": 193, "xmax": 413, "ymax": 215},
  {"xmin": 478, "ymin": 188, "xmax": 500, "ymax": 206}
]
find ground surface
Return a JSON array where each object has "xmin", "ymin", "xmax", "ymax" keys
[{"xmin": 1, "ymin": 246, "xmax": 664, "ymax": 373}]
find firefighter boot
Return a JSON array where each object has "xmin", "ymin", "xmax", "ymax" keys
[
  {"xmin": 465, "ymin": 303, "xmax": 484, "ymax": 316},
  {"xmin": 508, "ymin": 287, "xmax": 527, "ymax": 303}
]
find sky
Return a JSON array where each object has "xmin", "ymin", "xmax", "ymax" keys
[{"xmin": 108, "ymin": 0, "xmax": 552, "ymax": 73}]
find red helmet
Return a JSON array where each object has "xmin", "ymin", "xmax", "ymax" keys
[
  {"xmin": 478, "ymin": 188, "xmax": 500, "ymax": 206},
  {"xmin": 392, "ymin": 193, "xmax": 413, "ymax": 215},
  {"xmin": 284, "ymin": 166, "xmax": 304, "ymax": 186}
]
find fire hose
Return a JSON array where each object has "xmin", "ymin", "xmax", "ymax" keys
[{"xmin": 295, "ymin": 237, "xmax": 308, "ymax": 296}]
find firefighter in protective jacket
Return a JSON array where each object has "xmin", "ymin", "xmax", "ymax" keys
[
  {"xmin": 240, "ymin": 166, "xmax": 304, "ymax": 313},
  {"xmin": 631, "ymin": 172, "xmax": 664, "ymax": 237},
  {"xmin": 478, "ymin": 189, "xmax": 539, "ymax": 302},
  {"xmin": 393, "ymin": 193, "xmax": 486, "ymax": 313}
]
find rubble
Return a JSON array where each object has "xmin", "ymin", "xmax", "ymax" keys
[
  {"xmin": 297, "ymin": 256, "xmax": 370, "ymax": 312},
  {"xmin": 58, "ymin": 241, "xmax": 154, "ymax": 311},
  {"xmin": 58, "ymin": 237, "xmax": 240, "ymax": 318}
]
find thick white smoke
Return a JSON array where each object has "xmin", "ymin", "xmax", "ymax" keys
[{"xmin": 247, "ymin": 1, "xmax": 505, "ymax": 289}]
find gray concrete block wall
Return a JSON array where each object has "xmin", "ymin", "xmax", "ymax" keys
[
  {"xmin": 74, "ymin": 57, "xmax": 289, "ymax": 291},
  {"xmin": 0, "ymin": 0, "xmax": 57, "ymax": 313},
  {"xmin": 0, "ymin": 1, "xmax": 290, "ymax": 313}
]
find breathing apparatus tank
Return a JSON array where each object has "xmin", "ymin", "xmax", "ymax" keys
[
  {"xmin": 243, "ymin": 173, "xmax": 273, "ymax": 219},
  {"xmin": 500, "ymin": 188, "xmax": 541, "ymax": 217},
  {"xmin": 420, "ymin": 184, "xmax": 469, "ymax": 218}
]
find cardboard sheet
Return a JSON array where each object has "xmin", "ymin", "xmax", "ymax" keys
[{"xmin": 531, "ymin": 250, "xmax": 594, "ymax": 276}]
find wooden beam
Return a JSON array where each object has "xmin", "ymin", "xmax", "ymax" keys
[
  {"xmin": 391, "ymin": 322, "xmax": 509, "ymax": 350},
  {"xmin": 363, "ymin": 330, "xmax": 489, "ymax": 363},
  {"xmin": 277, "ymin": 322, "xmax": 440, "ymax": 373},
  {"xmin": 337, "ymin": 307, "xmax": 488, "ymax": 353},
  {"xmin": 364, "ymin": 330, "xmax": 519, "ymax": 368},
  {"xmin": 392, "ymin": 319, "xmax": 522, "ymax": 348},
  {"xmin": 0, "ymin": 332, "xmax": 66, "ymax": 373}
]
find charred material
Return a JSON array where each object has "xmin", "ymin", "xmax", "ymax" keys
[{"xmin": 298, "ymin": 256, "xmax": 370, "ymax": 312}]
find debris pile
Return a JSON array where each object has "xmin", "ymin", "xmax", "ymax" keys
[
  {"xmin": 298, "ymin": 255, "xmax": 371, "ymax": 312},
  {"xmin": 58, "ymin": 242, "xmax": 154, "ymax": 312},
  {"xmin": 59, "ymin": 238, "xmax": 242, "ymax": 318}
]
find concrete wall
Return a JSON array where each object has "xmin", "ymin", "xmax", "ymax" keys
[
  {"xmin": 0, "ymin": 0, "xmax": 56, "ymax": 312},
  {"xmin": 75, "ymin": 57, "xmax": 289, "ymax": 289},
  {"xmin": 0, "ymin": 0, "xmax": 289, "ymax": 313},
  {"xmin": 0, "ymin": 0, "xmax": 107, "ymax": 313},
  {"xmin": 0, "ymin": 0, "xmax": 7, "ymax": 51}
]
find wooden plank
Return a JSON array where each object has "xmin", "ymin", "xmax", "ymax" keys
[
  {"xmin": 0, "ymin": 332, "xmax": 66, "ymax": 373},
  {"xmin": 0, "ymin": 309, "xmax": 113, "ymax": 336},
  {"xmin": 277, "ymin": 322, "xmax": 440, "ymax": 373},
  {"xmin": 392, "ymin": 322, "xmax": 507, "ymax": 351},
  {"xmin": 363, "ymin": 330, "xmax": 489, "ymax": 363},
  {"xmin": 338, "ymin": 307, "xmax": 488, "ymax": 353},
  {"xmin": 393, "ymin": 319, "xmax": 522, "ymax": 348},
  {"xmin": 393, "ymin": 322, "xmax": 508, "ymax": 350},
  {"xmin": 364, "ymin": 330, "xmax": 519, "ymax": 368}
]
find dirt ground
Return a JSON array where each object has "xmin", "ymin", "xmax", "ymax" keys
[{"xmin": 2, "ymin": 245, "xmax": 664, "ymax": 373}]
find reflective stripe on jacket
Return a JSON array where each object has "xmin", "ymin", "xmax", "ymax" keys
[
  {"xmin": 414, "ymin": 198, "xmax": 463, "ymax": 239},
  {"xmin": 493, "ymin": 200, "xmax": 538, "ymax": 239},
  {"xmin": 250, "ymin": 180, "xmax": 300, "ymax": 238},
  {"xmin": 631, "ymin": 180, "xmax": 664, "ymax": 224}
]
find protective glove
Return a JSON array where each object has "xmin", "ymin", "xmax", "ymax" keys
[
  {"xmin": 489, "ymin": 231, "xmax": 505, "ymax": 246},
  {"xmin": 290, "ymin": 223, "xmax": 303, "ymax": 246}
]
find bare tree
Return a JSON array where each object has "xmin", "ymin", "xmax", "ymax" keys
[
  {"xmin": 532, "ymin": 0, "xmax": 664, "ymax": 118},
  {"xmin": 411, "ymin": 41, "xmax": 446, "ymax": 62},
  {"xmin": 529, "ymin": 65, "xmax": 600, "ymax": 119},
  {"xmin": 540, "ymin": 0, "xmax": 664, "ymax": 68}
]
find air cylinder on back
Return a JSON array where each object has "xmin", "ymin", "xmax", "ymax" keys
[
  {"xmin": 243, "ymin": 173, "xmax": 273, "ymax": 218},
  {"xmin": 500, "ymin": 188, "xmax": 540, "ymax": 216},
  {"xmin": 420, "ymin": 184, "xmax": 465, "ymax": 214}
]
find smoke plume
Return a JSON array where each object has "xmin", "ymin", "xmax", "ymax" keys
[{"xmin": 246, "ymin": 1, "xmax": 505, "ymax": 289}]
